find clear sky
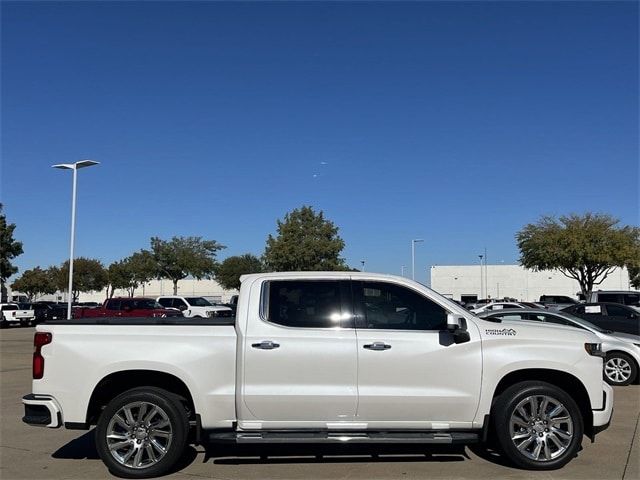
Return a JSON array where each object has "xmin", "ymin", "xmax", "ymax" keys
[{"xmin": 1, "ymin": 1, "xmax": 638, "ymax": 283}]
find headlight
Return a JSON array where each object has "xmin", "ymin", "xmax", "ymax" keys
[{"xmin": 584, "ymin": 343, "xmax": 605, "ymax": 358}]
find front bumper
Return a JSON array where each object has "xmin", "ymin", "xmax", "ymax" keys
[
  {"xmin": 591, "ymin": 382, "xmax": 614, "ymax": 439},
  {"xmin": 22, "ymin": 394, "xmax": 62, "ymax": 428}
]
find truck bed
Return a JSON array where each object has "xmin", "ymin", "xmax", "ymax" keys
[{"xmin": 44, "ymin": 316, "xmax": 235, "ymax": 326}]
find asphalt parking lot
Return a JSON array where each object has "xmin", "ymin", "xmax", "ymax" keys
[{"xmin": 1, "ymin": 326, "xmax": 638, "ymax": 480}]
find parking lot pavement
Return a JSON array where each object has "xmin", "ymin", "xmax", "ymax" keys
[{"xmin": 1, "ymin": 326, "xmax": 638, "ymax": 480}]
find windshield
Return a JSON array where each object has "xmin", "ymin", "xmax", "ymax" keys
[{"xmin": 185, "ymin": 297, "xmax": 212, "ymax": 307}]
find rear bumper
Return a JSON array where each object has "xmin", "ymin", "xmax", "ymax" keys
[
  {"xmin": 591, "ymin": 382, "xmax": 613, "ymax": 438},
  {"xmin": 22, "ymin": 394, "xmax": 62, "ymax": 428}
]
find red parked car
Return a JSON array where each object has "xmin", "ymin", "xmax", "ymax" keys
[{"xmin": 72, "ymin": 297, "xmax": 183, "ymax": 319}]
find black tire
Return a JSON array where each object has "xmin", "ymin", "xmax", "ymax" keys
[
  {"xmin": 493, "ymin": 381, "xmax": 583, "ymax": 470},
  {"xmin": 20, "ymin": 319, "xmax": 29, "ymax": 328},
  {"xmin": 604, "ymin": 352, "xmax": 637, "ymax": 386},
  {"xmin": 95, "ymin": 387, "xmax": 189, "ymax": 478}
]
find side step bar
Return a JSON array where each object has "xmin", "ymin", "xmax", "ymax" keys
[{"xmin": 207, "ymin": 430, "xmax": 479, "ymax": 444}]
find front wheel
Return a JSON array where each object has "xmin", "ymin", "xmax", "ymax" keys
[
  {"xmin": 95, "ymin": 387, "xmax": 189, "ymax": 478},
  {"xmin": 493, "ymin": 381, "xmax": 583, "ymax": 470},
  {"xmin": 604, "ymin": 352, "xmax": 637, "ymax": 386}
]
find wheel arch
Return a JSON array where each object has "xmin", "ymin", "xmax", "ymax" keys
[
  {"xmin": 491, "ymin": 368, "xmax": 593, "ymax": 438},
  {"xmin": 86, "ymin": 370, "xmax": 197, "ymax": 426}
]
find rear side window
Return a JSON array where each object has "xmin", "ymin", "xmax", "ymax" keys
[
  {"xmin": 356, "ymin": 281, "xmax": 447, "ymax": 331},
  {"xmin": 265, "ymin": 280, "xmax": 344, "ymax": 328},
  {"xmin": 597, "ymin": 294, "xmax": 621, "ymax": 304}
]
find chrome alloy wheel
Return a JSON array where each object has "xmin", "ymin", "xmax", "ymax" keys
[
  {"xmin": 605, "ymin": 357, "xmax": 632, "ymax": 383},
  {"xmin": 509, "ymin": 395, "xmax": 574, "ymax": 462},
  {"xmin": 106, "ymin": 401, "xmax": 173, "ymax": 469}
]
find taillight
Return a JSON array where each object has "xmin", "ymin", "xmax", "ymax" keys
[{"xmin": 33, "ymin": 332, "xmax": 52, "ymax": 379}]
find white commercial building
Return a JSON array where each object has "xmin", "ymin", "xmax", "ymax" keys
[
  {"xmin": 10, "ymin": 278, "xmax": 238, "ymax": 304},
  {"xmin": 430, "ymin": 264, "xmax": 631, "ymax": 303}
]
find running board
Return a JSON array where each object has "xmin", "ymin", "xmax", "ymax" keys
[{"xmin": 207, "ymin": 430, "xmax": 479, "ymax": 444}]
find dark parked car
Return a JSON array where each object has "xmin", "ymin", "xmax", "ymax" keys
[
  {"xmin": 562, "ymin": 302, "xmax": 640, "ymax": 336},
  {"xmin": 31, "ymin": 302, "xmax": 68, "ymax": 324}
]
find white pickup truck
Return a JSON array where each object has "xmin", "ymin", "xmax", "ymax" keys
[
  {"xmin": 156, "ymin": 295, "xmax": 233, "ymax": 318},
  {"xmin": 22, "ymin": 272, "xmax": 613, "ymax": 478},
  {"xmin": 1, "ymin": 302, "xmax": 35, "ymax": 327}
]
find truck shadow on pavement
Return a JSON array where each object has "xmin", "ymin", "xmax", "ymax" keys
[{"xmin": 51, "ymin": 430, "xmax": 510, "ymax": 470}]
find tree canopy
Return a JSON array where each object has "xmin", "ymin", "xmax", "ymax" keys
[
  {"xmin": 10, "ymin": 266, "xmax": 57, "ymax": 301},
  {"xmin": 264, "ymin": 206, "xmax": 349, "ymax": 271},
  {"xmin": 0, "ymin": 204, "xmax": 24, "ymax": 301},
  {"xmin": 57, "ymin": 257, "xmax": 108, "ymax": 302},
  {"xmin": 517, "ymin": 213, "xmax": 640, "ymax": 296},
  {"xmin": 107, "ymin": 251, "xmax": 156, "ymax": 298},
  {"xmin": 215, "ymin": 254, "xmax": 264, "ymax": 290},
  {"xmin": 629, "ymin": 265, "xmax": 640, "ymax": 290},
  {"xmin": 149, "ymin": 236, "xmax": 225, "ymax": 294}
]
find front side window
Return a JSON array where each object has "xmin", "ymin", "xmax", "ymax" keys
[
  {"xmin": 106, "ymin": 300, "xmax": 121, "ymax": 311},
  {"xmin": 157, "ymin": 298, "xmax": 172, "ymax": 308},
  {"xmin": 357, "ymin": 281, "xmax": 447, "ymax": 331},
  {"xmin": 605, "ymin": 304, "xmax": 630, "ymax": 317},
  {"xmin": 265, "ymin": 280, "xmax": 344, "ymax": 328}
]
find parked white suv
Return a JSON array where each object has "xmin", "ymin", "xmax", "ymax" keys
[
  {"xmin": 156, "ymin": 296, "xmax": 232, "ymax": 318},
  {"xmin": 23, "ymin": 272, "xmax": 612, "ymax": 477}
]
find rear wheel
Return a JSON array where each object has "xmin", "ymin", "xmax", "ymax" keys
[
  {"xmin": 604, "ymin": 352, "xmax": 637, "ymax": 386},
  {"xmin": 493, "ymin": 381, "xmax": 583, "ymax": 470},
  {"xmin": 95, "ymin": 387, "xmax": 189, "ymax": 478}
]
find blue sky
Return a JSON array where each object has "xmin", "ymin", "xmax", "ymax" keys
[{"xmin": 2, "ymin": 1, "xmax": 638, "ymax": 283}]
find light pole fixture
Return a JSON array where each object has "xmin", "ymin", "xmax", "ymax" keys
[
  {"xmin": 411, "ymin": 239, "xmax": 424, "ymax": 280},
  {"xmin": 478, "ymin": 254, "xmax": 484, "ymax": 300},
  {"xmin": 52, "ymin": 160, "xmax": 99, "ymax": 319},
  {"xmin": 360, "ymin": 260, "xmax": 366, "ymax": 272}
]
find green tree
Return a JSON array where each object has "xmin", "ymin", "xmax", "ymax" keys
[
  {"xmin": 629, "ymin": 265, "xmax": 640, "ymax": 290},
  {"xmin": 216, "ymin": 254, "xmax": 264, "ymax": 290},
  {"xmin": 57, "ymin": 257, "xmax": 109, "ymax": 302},
  {"xmin": 517, "ymin": 213, "xmax": 640, "ymax": 297},
  {"xmin": 10, "ymin": 266, "xmax": 57, "ymax": 301},
  {"xmin": 107, "ymin": 251, "xmax": 156, "ymax": 298},
  {"xmin": 0, "ymin": 204, "xmax": 24, "ymax": 302},
  {"xmin": 149, "ymin": 236, "xmax": 225, "ymax": 295},
  {"xmin": 264, "ymin": 206, "xmax": 349, "ymax": 271}
]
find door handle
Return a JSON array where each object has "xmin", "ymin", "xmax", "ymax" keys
[
  {"xmin": 363, "ymin": 342, "xmax": 391, "ymax": 351},
  {"xmin": 252, "ymin": 340, "xmax": 280, "ymax": 350}
]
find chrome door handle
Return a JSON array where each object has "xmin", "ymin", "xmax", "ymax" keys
[
  {"xmin": 363, "ymin": 342, "xmax": 391, "ymax": 351},
  {"xmin": 252, "ymin": 340, "xmax": 280, "ymax": 350}
]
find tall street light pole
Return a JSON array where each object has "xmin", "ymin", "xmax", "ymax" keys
[
  {"xmin": 52, "ymin": 160, "xmax": 99, "ymax": 319},
  {"xmin": 411, "ymin": 239, "xmax": 424, "ymax": 280},
  {"xmin": 478, "ymin": 254, "xmax": 484, "ymax": 300}
]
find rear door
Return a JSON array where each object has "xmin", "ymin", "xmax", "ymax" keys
[
  {"xmin": 241, "ymin": 279, "xmax": 358, "ymax": 429},
  {"xmin": 353, "ymin": 280, "xmax": 482, "ymax": 429}
]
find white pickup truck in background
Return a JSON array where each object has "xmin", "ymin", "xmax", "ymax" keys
[
  {"xmin": 156, "ymin": 295, "xmax": 233, "ymax": 318},
  {"xmin": 1, "ymin": 303, "xmax": 36, "ymax": 328},
  {"xmin": 22, "ymin": 272, "xmax": 613, "ymax": 478}
]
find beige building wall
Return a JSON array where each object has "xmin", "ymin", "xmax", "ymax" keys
[{"xmin": 430, "ymin": 265, "xmax": 631, "ymax": 302}]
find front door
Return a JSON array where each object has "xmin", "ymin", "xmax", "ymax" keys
[
  {"xmin": 241, "ymin": 279, "xmax": 358, "ymax": 429},
  {"xmin": 353, "ymin": 280, "xmax": 482, "ymax": 429}
]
